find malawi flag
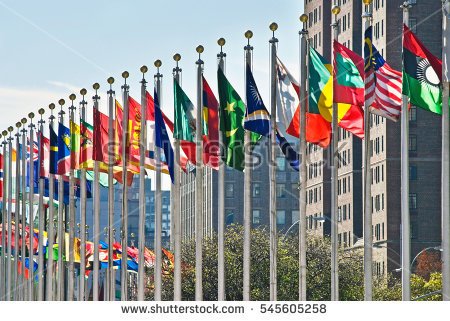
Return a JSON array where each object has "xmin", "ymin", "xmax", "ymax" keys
[
  {"xmin": 332, "ymin": 41, "xmax": 365, "ymax": 139},
  {"xmin": 402, "ymin": 24, "xmax": 442, "ymax": 115},
  {"xmin": 217, "ymin": 67, "xmax": 246, "ymax": 171}
]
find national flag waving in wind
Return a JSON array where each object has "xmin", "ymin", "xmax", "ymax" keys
[
  {"xmin": 202, "ymin": 76, "xmax": 220, "ymax": 169},
  {"xmin": 49, "ymin": 125, "xmax": 58, "ymax": 175},
  {"xmin": 402, "ymin": 24, "xmax": 442, "ymax": 114},
  {"xmin": 57, "ymin": 122, "xmax": 71, "ymax": 175},
  {"xmin": 364, "ymin": 26, "xmax": 402, "ymax": 121}
]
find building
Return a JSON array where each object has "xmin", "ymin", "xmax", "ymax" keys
[{"xmin": 304, "ymin": 0, "xmax": 442, "ymax": 275}]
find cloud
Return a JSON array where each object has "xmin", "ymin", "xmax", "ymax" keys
[{"xmin": 47, "ymin": 80, "xmax": 80, "ymax": 93}]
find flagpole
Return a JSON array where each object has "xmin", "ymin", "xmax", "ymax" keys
[
  {"xmin": 362, "ymin": 0, "xmax": 373, "ymax": 301},
  {"xmin": 37, "ymin": 108, "xmax": 45, "ymax": 301},
  {"xmin": 28, "ymin": 113, "xmax": 36, "ymax": 301},
  {"xmin": 92, "ymin": 83, "xmax": 101, "ymax": 301},
  {"xmin": 14, "ymin": 121, "xmax": 22, "ymax": 301},
  {"xmin": 330, "ymin": 5, "xmax": 341, "ymax": 301},
  {"xmin": 194, "ymin": 45, "xmax": 205, "ymax": 301},
  {"xmin": 0, "ymin": 132, "xmax": 6, "ymax": 301},
  {"xmin": 400, "ymin": 1, "xmax": 411, "ymax": 301},
  {"xmin": 6, "ymin": 126, "xmax": 13, "ymax": 301},
  {"xmin": 67, "ymin": 94, "xmax": 77, "ymax": 301},
  {"xmin": 78, "ymin": 89, "xmax": 88, "ymax": 301},
  {"xmin": 268, "ymin": 22, "xmax": 279, "ymax": 301},
  {"xmin": 171, "ymin": 57, "xmax": 182, "ymax": 301},
  {"xmin": 243, "ymin": 30, "xmax": 253, "ymax": 302},
  {"xmin": 154, "ymin": 61, "xmax": 163, "ymax": 301},
  {"xmin": 217, "ymin": 38, "xmax": 226, "ymax": 301},
  {"xmin": 46, "ymin": 103, "xmax": 56, "ymax": 301},
  {"xmin": 105, "ymin": 77, "xmax": 115, "ymax": 302},
  {"xmin": 298, "ymin": 15, "xmax": 308, "ymax": 301},
  {"xmin": 137, "ymin": 65, "xmax": 148, "ymax": 301},
  {"xmin": 120, "ymin": 72, "xmax": 130, "ymax": 301},
  {"xmin": 57, "ymin": 99, "xmax": 66, "ymax": 301},
  {"xmin": 20, "ymin": 118, "xmax": 28, "ymax": 301},
  {"xmin": 441, "ymin": 0, "xmax": 450, "ymax": 301}
]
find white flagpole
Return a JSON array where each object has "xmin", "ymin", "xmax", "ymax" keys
[
  {"xmin": 20, "ymin": 118, "xmax": 28, "ymax": 301},
  {"xmin": 120, "ymin": 72, "xmax": 130, "ymax": 301},
  {"xmin": 46, "ymin": 103, "xmax": 56, "ymax": 301},
  {"xmin": 171, "ymin": 57, "xmax": 182, "ymax": 301},
  {"xmin": 56, "ymin": 99, "xmax": 66, "ymax": 301},
  {"xmin": 217, "ymin": 39, "xmax": 226, "ymax": 301},
  {"xmin": 362, "ymin": 0, "xmax": 373, "ymax": 301},
  {"xmin": 195, "ymin": 45, "xmax": 205, "ymax": 301},
  {"xmin": 243, "ymin": 30, "xmax": 253, "ymax": 301},
  {"xmin": 6, "ymin": 126, "xmax": 13, "ymax": 301},
  {"xmin": 0, "ymin": 133, "xmax": 6, "ymax": 300},
  {"xmin": 92, "ymin": 84, "xmax": 101, "ymax": 301},
  {"xmin": 137, "ymin": 66, "xmax": 148, "ymax": 301},
  {"xmin": 400, "ymin": 1, "xmax": 411, "ymax": 301},
  {"xmin": 27, "ymin": 113, "xmax": 36, "ymax": 301},
  {"xmin": 106, "ymin": 77, "xmax": 115, "ymax": 301},
  {"xmin": 67, "ymin": 94, "xmax": 77, "ymax": 301},
  {"xmin": 154, "ymin": 61, "xmax": 163, "ymax": 301},
  {"xmin": 331, "ymin": 4, "xmax": 341, "ymax": 301},
  {"xmin": 14, "ymin": 121, "xmax": 22, "ymax": 301},
  {"xmin": 36, "ymin": 108, "xmax": 45, "ymax": 301},
  {"xmin": 298, "ymin": 15, "xmax": 308, "ymax": 301},
  {"xmin": 441, "ymin": 0, "xmax": 450, "ymax": 301},
  {"xmin": 78, "ymin": 90, "xmax": 88, "ymax": 301},
  {"xmin": 269, "ymin": 22, "xmax": 279, "ymax": 301}
]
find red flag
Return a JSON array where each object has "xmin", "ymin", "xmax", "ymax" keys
[{"xmin": 93, "ymin": 108, "xmax": 109, "ymax": 163}]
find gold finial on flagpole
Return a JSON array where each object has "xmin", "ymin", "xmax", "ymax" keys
[{"xmin": 80, "ymin": 88, "xmax": 87, "ymax": 96}]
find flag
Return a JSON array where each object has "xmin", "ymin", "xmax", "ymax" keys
[
  {"xmin": 49, "ymin": 125, "xmax": 58, "ymax": 175},
  {"xmin": 202, "ymin": 76, "xmax": 220, "ymax": 169},
  {"xmin": 57, "ymin": 123, "xmax": 71, "ymax": 175},
  {"xmin": 276, "ymin": 129, "xmax": 299, "ymax": 171},
  {"xmin": 364, "ymin": 26, "xmax": 402, "ymax": 121},
  {"xmin": 402, "ymin": 24, "xmax": 442, "ymax": 114},
  {"xmin": 145, "ymin": 91, "xmax": 190, "ymax": 173},
  {"xmin": 115, "ymin": 100, "xmax": 139, "ymax": 174},
  {"xmin": 93, "ymin": 108, "xmax": 109, "ymax": 163},
  {"xmin": 174, "ymin": 79, "xmax": 196, "ymax": 142},
  {"xmin": 127, "ymin": 96, "xmax": 142, "ymax": 168},
  {"xmin": 332, "ymin": 41, "xmax": 365, "ymax": 139},
  {"xmin": 154, "ymin": 90, "xmax": 175, "ymax": 182},
  {"xmin": 79, "ymin": 119, "xmax": 94, "ymax": 169},
  {"xmin": 38, "ymin": 133, "xmax": 50, "ymax": 178},
  {"xmin": 217, "ymin": 67, "xmax": 246, "ymax": 171},
  {"xmin": 70, "ymin": 120, "xmax": 80, "ymax": 169},
  {"xmin": 0, "ymin": 153, "xmax": 3, "ymax": 200},
  {"xmin": 244, "ymin": 64, "xmax": 271, "ymax": 136}
]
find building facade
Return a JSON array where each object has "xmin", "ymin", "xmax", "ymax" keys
[{"xmin": 305, "ymin": 0, "xmax": 442, "ymax": 275}]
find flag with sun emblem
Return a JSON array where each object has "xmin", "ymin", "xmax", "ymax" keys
[
  {"xmin": 57, "ymin": 122, "xmax": 71, "ymax": 175},
  {"xmin": 402, "ymin": 24, "xmax": 442, "ymax": 115},
  {"xmin": 244, "ymin": 64, "xmax": 271, "ymax": 137}
]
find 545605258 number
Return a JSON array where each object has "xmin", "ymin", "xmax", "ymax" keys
[{"xmin": 260, "ymin": 303, "xmax": 327, "ymax": 314}]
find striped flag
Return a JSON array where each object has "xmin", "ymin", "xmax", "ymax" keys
[{"xmin": 364, "ymin": 26, "xmax": 402, "ymax": 121}]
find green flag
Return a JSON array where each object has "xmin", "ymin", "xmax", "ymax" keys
[
  {"xmin": 217, "ymin": 68, "xmax": 246, "ymax": 171},
  {"xmin": 174, "ymin": 80, "xmax": 196, "ymax": 142}
]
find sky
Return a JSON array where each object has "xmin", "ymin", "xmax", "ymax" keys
[{"xmin": 0, "ymin": 0, "xmax": 304, "ymax": 187}]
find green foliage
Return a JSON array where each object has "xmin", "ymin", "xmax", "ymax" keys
[{"xmin": 144, "ymin": 224, "xmax": 443, "ymax": 301}]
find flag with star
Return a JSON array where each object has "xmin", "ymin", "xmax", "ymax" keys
[{"xmin": 217, "ymin": 67, "xmax": 246, "ymax": 171}]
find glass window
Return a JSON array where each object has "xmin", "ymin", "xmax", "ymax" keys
[
  {"xmin": 253, "ymin": 183, "xmax": 260, "ymax": 197},
  {"xmin": 409, "ymin": 135, "xmax": 417, "ymax": 152},
  {"xmin": 225, "ymin": 209, "xmax": 234, "ymax": 225},
  {"xmin": 276, "ymin": 157, "xmax": 286, "ymax": 171},
  {"xmin": 276, "ymin": 184, "xmax": 286, "ymax": 198},
  {"xmin": 409, "ymin": 165, "xmax": 417, "ymax": 180},
  {"xmin": 276, "ymin": 210, "xmax": 286, "ymax": 225},
  {"xmin": 291, "ymin": 210, "xmax": 299, "ymax": 223},
  {"xmin": 225, "ymin": 183, "xmax": 234, "ymax": 198},
  {"xmin": 409, "ymin": 193, "xmax": 417, "ymax": 209},
  {"xmin": 409, "ymin": 106, "xmax": 417, "ymax": 122},
  {"xmin": 252, "ymin": 210, "xmax": 260, "ymax": 225}
]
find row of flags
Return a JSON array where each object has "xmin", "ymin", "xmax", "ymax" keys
[{"xmin": 0, "ymin": 223, "xmax": 175, "ymax": 276}]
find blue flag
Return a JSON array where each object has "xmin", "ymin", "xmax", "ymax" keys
[
  {"xmin": 154, "ymin": 90, "xmax": 175, "ymax": 183},
  {"xmin": 244, "ymin": 64, "xmax": 271, "ymax": 136},
  {"xmin": 275, "ymin": 129, "xmax": 299, "ymax": 171},
  {"xmin": 57, "ymin": 122, "xmax": 71, "ymax": 175}
]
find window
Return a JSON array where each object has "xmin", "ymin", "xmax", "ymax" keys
[
  {"xmin": 292, "ymin": 183, "xmax": 299, "ymax": 192},
  {"xmin": 276, "ymin": 157, "xmax": 286, "ymax": 171},
  {"xmin": 409, "ymin": 135, "xmax": 417, "ymax": 152},
  {"xmin": 409, "ymin": 193, "xmax": 417, "ymax": 209},
  {"xmin": 277, "ymin": 184, "xmax": 286, "ymax": 198},
  {"xmin": 225, "ymin": 183, "xmax": 234, "ymax": 198},
  {"xmin": 252, "ymin": 210, "xmax": 260, "ymax": 225},
  {"xmin": 225, "ymin": 210, "xmax": 234, "ymax": 225},
  {"xmin": 277, "ymin": 210, "xmax": 286, "ymax": 225},
  {"xmin": 253, "ymin": 183, "xmax": 260, "ymax": 197},
  {"xmin": 291, "ymin": 210, "xmax": 299, "ymax": 223},
  {"xmin": 409, "ymin": 106, "xmax": 417, "ymax": 122},
  {"xmin": 409, "ymin": 165, "xmax": 417, "ymax": 180},
  {"xmin": 409, "ymin": 17, "xmax": 417, "ymax": 33}
]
